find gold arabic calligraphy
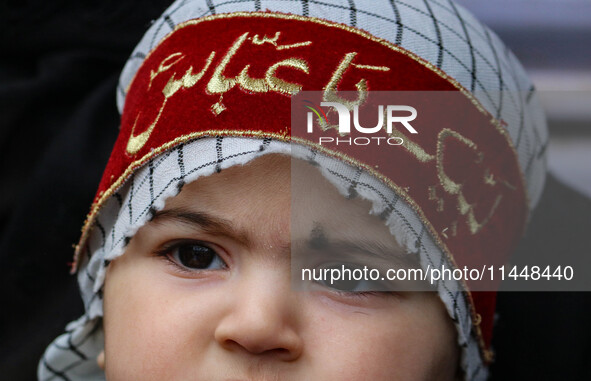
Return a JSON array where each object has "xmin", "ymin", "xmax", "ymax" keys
[
  {"xmin": 127, "ymin": 31, "xmax": 315, "ymax": 155},
  {"xmin": 125, "ymin": 29, "xmax": 514, "ymax": 238},
  {"xmin": 127, "ymin": 30, "xmax": 390, "ymax": 155}
]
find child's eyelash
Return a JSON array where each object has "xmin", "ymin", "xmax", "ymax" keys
[
  {"xmin": 154, "ymin": 239, "xmax": 212, "ymax": 257},
  {"xmin": 153, "ymin": 243, "xmax": 196, "ymax": 275},
  {"xmin": 153, "ymin": 239, "xmax": 196, "ymax": 256}
]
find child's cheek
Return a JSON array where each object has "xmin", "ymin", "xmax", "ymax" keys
[
  {"xmin": 303, "ymin": 293, "xmax": 456, "ymax": 380},
  {"xmin": 102, "ymin": 251, "xmax": 221, "ymax": 380}
]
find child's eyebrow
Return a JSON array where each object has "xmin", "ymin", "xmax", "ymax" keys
[{"xmin": 150, "ymin": 207, "xmax": 251, "ymax": 245}]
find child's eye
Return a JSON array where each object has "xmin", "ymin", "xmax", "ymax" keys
[{"xmin": 158, "ymin": 241, "xmax": 227, "ymax": 271}]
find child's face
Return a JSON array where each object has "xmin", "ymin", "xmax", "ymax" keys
[{"xmin": 103, "ymin": 154, "xmax": 459, "ymax": 380}]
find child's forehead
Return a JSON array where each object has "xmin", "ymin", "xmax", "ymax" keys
[
  {"xmin": 154, "ymin": 153, "xmax": 402, "ymax": 247},
  {"xmin": 166, "ymin": 154, "xmax": 369, "ymax": 216},
  {"xmin": 165, "ymin": 154, "xmax": 332, "ymax": 204},
  {"xmin": 168, "ymin": 153, "xmax": 291, "ymax": 207}
]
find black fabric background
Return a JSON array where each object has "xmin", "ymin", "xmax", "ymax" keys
[{"xmin": 0, "ymin": 1, "xmax": 589, "ymax": 380}]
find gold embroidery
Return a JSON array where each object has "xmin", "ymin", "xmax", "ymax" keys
[
  {"xmin": 211, "ymin": 96, "xmax": 226, "ymax": 115},
  {"xmin": 428, "ymin": 185, "xmax": 437, "ymax": 200},
  {"xmin": 238, "ymin": 65, "xmax": 269, "ymax": 92},
  {"xmin": 207, "ymin": 32, "xmax": 249, "ymax": 94},
  {"xmin": 252, "ymin": 31, "xmax": 280, "ymax": 46},
  {"xmin": 484, "ymin": 168, "xmax": 496, "ymax": 186},
  {"xmin": 251, "ymin": 31, "xmax": 312, "ymax": 50},
  {"xmin": 129, "ymin": 28, "xmax": 313, "ymax": 152},
  {"xmin": 162, "ymin": 51, "xmax": 216, "ymax": 97},
  {"xmin": 126, "ymin": 113, "xmax": 156, "ymax": 155},
  {"xmin": 463, "ymin": 193, "xmax": 502, "ymax": 234},
  {"xmin": 436, "ymin": 129, "xmax": 478, "ymax": 195},
  {"xmin": 387, "ymin": 123, "xmax": 436, "ymax": 162},
  {"xmin": 428, "ymin": 185, "xmax": 445, "ymax": 212},
  {"xmin": 351, "ymin": 63, "xmax": 390, "ymax": 71},
  {"xmin": 475, "ymin": 151, "xmax": 484, "ymax": 164},
  {"xmin": 387, "ymin": 124, "xmax": 512, "ymax": 234},
  {"xmin": 265, "ymin": 58, "xmax": 309, "ymax": 94},
  {"xmin": 276, "ymin": 41, "xmax": 313, "ymax": 50},
  {"xmin": 179, "ymin": 52, "xmax": 216, "ymax": 87},
  {"xmin": 502, "ymin": 179, "xmax": 516, "ymax": 191},
  {"xmin": 148, "ymin": 52, "xmax": 184, "ymax": 89},
  {"xmin": 382, "ymin": 125, "xmax": 507, "ymax": 235},
  {"xmin": 127, "ymin": 51, "xmax": 216, "ymax": 155},
  {"xmin": 315, "ymin": 119, "xmax": 345, "ymax": 135},
  {"xmin": 206, "ymin": 32, "xmax": 309, "ymax": 99},
  {"xmin": 323, "ymin": 53, "xmax": 392, "ymax": 111},
  {"xmin": 323, "ymin": 53, "xmax": 367, "ymax": 110},
  {"xmin": 436, "ymin": 128, "xmax": 503, "ymax": 234}
]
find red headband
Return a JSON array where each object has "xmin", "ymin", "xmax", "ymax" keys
[{"xmin": 77, "ymin": 12, "xmax": 527, "ymax": 355}]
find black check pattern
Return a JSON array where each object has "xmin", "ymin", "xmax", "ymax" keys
[{"xmin": 43, "ymin": 2, "xmax": 550, "ymax": 380}]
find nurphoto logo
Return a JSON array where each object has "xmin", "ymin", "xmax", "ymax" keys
[{"xmin": 304, "ymin": 100, "xmax": 418, "ymax": 146}]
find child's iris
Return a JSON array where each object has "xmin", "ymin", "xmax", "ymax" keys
[{"xmin": 163, "ymin": 241, "xmax": 227, "ymax": 271}]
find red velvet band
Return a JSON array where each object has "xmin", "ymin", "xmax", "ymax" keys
[{"xmin": 84, "ymin": 12, "xmax": 527, "ymax": 353}]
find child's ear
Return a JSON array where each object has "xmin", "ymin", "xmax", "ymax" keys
[{"xmin": 97, "ymin": 350, "xmax": 105, "ymax": 370}]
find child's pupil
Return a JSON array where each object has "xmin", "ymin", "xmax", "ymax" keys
[{"xmin": 178, "ymin": 244, "xmax": 215, "ymax": 269}]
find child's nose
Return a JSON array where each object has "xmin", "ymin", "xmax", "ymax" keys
[{"xmin": 214, "ymin": 267, "xmax": 303, "ymax": 361}]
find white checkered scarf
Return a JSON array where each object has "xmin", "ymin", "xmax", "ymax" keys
[{"xmin": 39, "ymin": 1, "xmax": 548, "ymax": 380}]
